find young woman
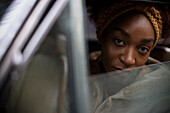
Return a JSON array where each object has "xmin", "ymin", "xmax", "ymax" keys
[
  {"xmin": 87, "ymin": 1, "xmax": 170, "ymax": 113},
  {"xmin": 87, "ymin": 1, "xmax": 169, "ymax": 75}
]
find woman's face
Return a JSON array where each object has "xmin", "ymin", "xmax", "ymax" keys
[{"xmin": 100, "ymin": 13, "xmax": 155, "ymax": 72}]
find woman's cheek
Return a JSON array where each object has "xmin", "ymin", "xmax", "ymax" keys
[{"xmin": 136, "ymin": 53, "xmax": 150, "ymax": 66}]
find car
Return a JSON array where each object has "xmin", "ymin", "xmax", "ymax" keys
[{"xmin": 0, "ymin": 0, "xmax": 170, "ymax": 113}]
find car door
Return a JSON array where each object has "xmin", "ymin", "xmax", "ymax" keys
[{"xmin": 0, "ymin": 0, "xmax": 90, "ymax": 113}]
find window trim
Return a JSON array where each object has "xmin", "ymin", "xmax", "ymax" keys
[
  {"xmin": 0, "ymin": 0, "xmax": 38, "ymax": 63},
  {"xmin": 0, "ymin": 0, "xmax": 53, "ymax": 91}
]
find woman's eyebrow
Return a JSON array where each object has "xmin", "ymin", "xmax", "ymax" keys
[
  {"xmin": 112, "ymin": 27, "xmax": 130, "ymax": 38},
  {"xmin": 112, "ymin": 27, "xmax": 154, "ymax": 43},
  {"xmin": 141, "ymin": 38, "xmax": 154, "ymax": 43}
]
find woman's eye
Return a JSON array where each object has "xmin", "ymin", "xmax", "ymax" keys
[
  {"xmin": 138, "ymin": 47, "xmax": 150, "ymax": 55},
  {"xmin": 114, "ymin": 39, "xmax": 125, "ymax": 46}
]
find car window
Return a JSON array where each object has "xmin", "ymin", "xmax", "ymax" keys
[
  {"xmin": 87, "ymin": 1, "xmax": 170, "ymax": 63},
  {"xmin": 87, "ymin": 1, "xmax": 170, "ymax": 113},
  {"xmin": 89, "ymin": 61, "xmax": 170, "ymax": 113}
]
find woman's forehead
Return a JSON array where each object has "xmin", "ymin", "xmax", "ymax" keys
[
  {"xmin": 106, "ymin": 13, "xmax": 154, "ymax": 34},
  {"xmin": 111, "ymin": 12, "xmax": 148, "ymax": 27},
  {"xmin": 102, "ymin": 13, "xmax": 155, "ymax": 44}
]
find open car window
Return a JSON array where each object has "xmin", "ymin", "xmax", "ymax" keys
[{"xmin": 87, "ymin": 1, "xmax": 170, "ymax": 112}]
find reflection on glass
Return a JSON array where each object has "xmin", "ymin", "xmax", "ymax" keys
[{"xmin": 89, "ymin": 61, "xmax": 170, "ymax": 113}]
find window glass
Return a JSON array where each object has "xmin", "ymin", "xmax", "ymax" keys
[{"xmin": 89, "ymin": 61, "xmax": 170, "ymax": 113}]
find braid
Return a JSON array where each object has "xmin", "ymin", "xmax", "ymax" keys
[{"xmin": 145, "ymin": 7, "xmax": 162, "ymax": 48}]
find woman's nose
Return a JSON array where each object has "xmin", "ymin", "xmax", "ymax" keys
[{"xmin": 120, "ymin": 47, "xmax": 136, "ymax": 67}]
